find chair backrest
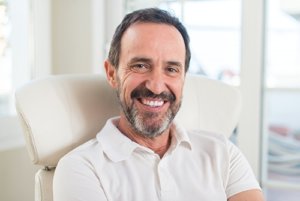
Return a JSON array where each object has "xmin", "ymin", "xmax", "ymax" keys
[{"xmin": 15, "ymin": 74, "xmax": 241, "ymax": 201}]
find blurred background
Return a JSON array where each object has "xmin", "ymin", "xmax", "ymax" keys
[{"xmin": 1, "ymin": 0, "xmax": 300, "ymax": 200}]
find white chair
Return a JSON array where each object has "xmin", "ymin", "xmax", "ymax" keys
[{"xmin": 15, "ymin": 74, "xmax": 241, "ymax": 201}]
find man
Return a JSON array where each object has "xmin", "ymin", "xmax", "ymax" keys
[{"xmin": 53, "ymin": 8, "xmax": 264, "ymax": 201}]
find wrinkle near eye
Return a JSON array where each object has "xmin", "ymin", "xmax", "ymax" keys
[
  {"xmin": 130, "ymin": 63, "xmax": 151, "ymax": 73},
  {"xmin": 127, "ymin": 57, "xmax": 153, "ymax": 74}
]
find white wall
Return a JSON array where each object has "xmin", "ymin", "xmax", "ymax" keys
[
  {"xmin": 0, "ymin": 147, "xmax": 39, "ymax": 201},
  {"xmin": 52, "ymin": 0, "xmax": 106, "ymax": 74},
  {"xmin": 30, "ymin": 0, "xmax": 52, "ymax": 78},
  {"xmin": 105, "ymin": 0, "xmax": 124, "ymax": 48},
  {"xmin": 51, "ymin": 0, "xmax": 124, "ymax": 75}
]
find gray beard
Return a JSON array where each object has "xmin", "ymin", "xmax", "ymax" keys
[
  {"xmin": 125, "ymin": 104, "xmax": 174, "ymax": 138},
  {"xmin": 117, "ymin": 92, "xmax": 181, "ymax": 138}
]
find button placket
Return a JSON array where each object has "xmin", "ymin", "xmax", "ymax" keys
[{"xmin": 157, "ymin": 157, "xmax": 176, "ymax": 200}]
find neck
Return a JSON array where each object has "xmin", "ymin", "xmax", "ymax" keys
[
  {"xmin": 118, "ymin": 117, "xmax": 172, "ymax": 158},
  {"xmin": 131, "ymin": 133, "xmax": 171, "ymax": 158}
]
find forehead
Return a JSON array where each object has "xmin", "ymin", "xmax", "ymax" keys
[{"xmin": 119, "ymin": 22, "xmax": 185, "ymax": 62}]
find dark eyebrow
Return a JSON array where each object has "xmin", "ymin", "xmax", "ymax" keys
[
  {"xmin": 129, "ymin": 57, "xmax": 152, "ymax": 64},
  {"xmin": 166, "ymin": 61, "xmax": 183, "ymax": 68}
]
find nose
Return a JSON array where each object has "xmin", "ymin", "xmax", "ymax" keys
[{"xmin": 145, "ymin": 68, "xmax": 166, "ymax": 95}]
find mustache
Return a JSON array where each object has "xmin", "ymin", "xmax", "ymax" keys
[{"xmin": 131, "ymin": 86, "xmax": 176, "ymax": 102}]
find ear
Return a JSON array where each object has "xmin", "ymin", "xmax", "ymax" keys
[{"xmin": 104, "ymin": 60, "xmax": 118, "ymax": 88}]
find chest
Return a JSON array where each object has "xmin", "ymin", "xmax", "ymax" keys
[{"xmin": 98, "ymin": 151, "xmax": 228, "ymax": 201}]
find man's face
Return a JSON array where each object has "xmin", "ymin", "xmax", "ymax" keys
[{"xmin": 106, "ymin": 22, "xmax": 186, "ymax": 138}]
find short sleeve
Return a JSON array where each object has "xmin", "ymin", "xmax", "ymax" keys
[{"xmin": 225, "ymin": 141, "xmax": 261, "ymax": 198}]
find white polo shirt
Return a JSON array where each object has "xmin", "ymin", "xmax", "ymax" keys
[{"xmin": 53, "ymin": 117, "xmax": 260, "ymax": 201}]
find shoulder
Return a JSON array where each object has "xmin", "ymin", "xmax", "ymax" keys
[
  {"xmin": 184, "ymin": 129, "xmax": 234, "ymax": 177},
  {"xmin": 56, "ymin": 137, "xmax": 105, "ymax": 173},
  {"xmin": 186, "ymin": 129, "xmax": 250, "ymax": 168},
  {"xmin": 186, "ymin": 130, "xmax": 261, "ymax": 197}
]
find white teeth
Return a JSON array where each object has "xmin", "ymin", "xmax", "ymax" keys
[{"xmin": 141, "ymin": 99, "xmax": 164, "ymax": 107}]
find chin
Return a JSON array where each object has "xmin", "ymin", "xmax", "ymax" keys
[{"xmin": 134, "ymin": 115, "xmax": 172, "ymax": 138}]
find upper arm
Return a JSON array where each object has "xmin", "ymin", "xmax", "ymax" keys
[
  {"xmin": 53, "ymin": 155, "xmax": 107, "ymax": 201},
  {"xmin": 228, "ymin": 189, "xmax": 265, "ymax": 201},
  {"xmin": 225, "ymin": 141, "xmax": 262, "ymax": 198}
]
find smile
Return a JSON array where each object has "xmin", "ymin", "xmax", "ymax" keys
[{"xmin": 140, "ymin": 98, "xmax": 164, "ymax": 107}]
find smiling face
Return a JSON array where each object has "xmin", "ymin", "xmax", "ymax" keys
[{"xmin": 105, "ymin": 22, "xmax": 186, "ymax": 138}]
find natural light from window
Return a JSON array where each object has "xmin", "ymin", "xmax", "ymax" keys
[
  {"xmin": 0, "ymin": 0, "xmax": 31, "ymax": 117},
  {"xmin": 0, "ymin": 0, "xmax": 12, "ymax": 116}
]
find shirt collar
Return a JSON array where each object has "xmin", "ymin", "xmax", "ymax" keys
[
  {"xmin": 169, "ymin": 120, "xmax": 192, "ymax": 151},
  {"xmin": 97, "ymin": 117, "xmax": 138, "ymax": 162},
  {"xmin": 97, "ymin": 117, "xmax": 192, "ymax": 162}
]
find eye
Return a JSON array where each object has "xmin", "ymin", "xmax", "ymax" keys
[
  {"xmin": 130, "ymin": 63, "xmax": 151, "ymax": 73},
  {"xmin": 135, "ymin": 63, "xmax": 146, "ymax": 69},
  {"xmin": 167, "ymin": 67, "xmax": 177, "ymax": 72},
  {"xmin": 166, "ymin": 66, "xmax": 180, "ymax": 75}
]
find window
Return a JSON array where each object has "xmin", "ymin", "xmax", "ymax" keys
[
  {"xmin": 263, "ymin": 0, "xmax": 300, "ymax": 200},
  {"xmin": 0, "ymin": 0, "xmax": 11, "ymax": 115},
  {"xmin": 0, "ymin": 0, "xmax": 31, "ymax": 117},
  {"xmin": 0, "ymin": 0, "xmax": 32, "ymax": 150}
]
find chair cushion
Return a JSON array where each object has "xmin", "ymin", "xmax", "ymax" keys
[
  {"xmin": 16, "ymin": 75, "xmax": 119, "ymax": 166},
  {"xmin": 176, "ymin": 74, "xmax": 241, "ymax": 136}
]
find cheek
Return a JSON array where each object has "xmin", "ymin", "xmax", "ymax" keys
[{"xmin": 118, "ymin": 74, "xmax": 142, "ymax": 102}]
